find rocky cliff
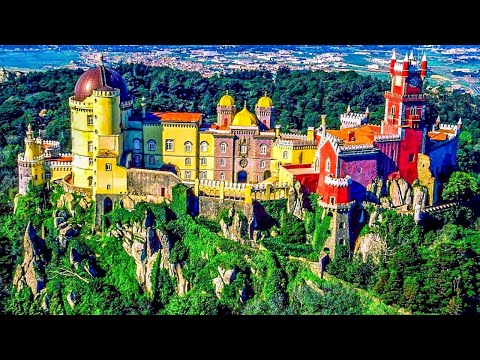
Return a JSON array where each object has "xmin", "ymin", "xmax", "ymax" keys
[
  {"xmin": 110, "ymin": 210, "xmax": 189, "ymax": 295},
  {"xmin": 12, "ymin": 222, "xmax": 50, "ymax": 298},
  {"xmin": 219, "ymin": 207, "xmax": 251, "ymax": 244}
]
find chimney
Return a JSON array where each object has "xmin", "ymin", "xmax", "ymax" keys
[
  {"xmin": 307, "ymin": 126, "xmax": 315, "ymax": 141},
  {"xmin": 275, "ymin": 124, "xmax": 281, "ymax": 138},
  {"xmin": 141, "ymin": 97, "xmax": 146, "ymax": 119},
  {"xmin": 321, "ymin": 115, "xmax": 326, "ymax": 137},
  {"xmin": 348, "ymin": 130, "xmax": 355, "ymax": 142},
  {"xmin": 421, "ymin": 52, "xmax": 427, "ymax": 79}
]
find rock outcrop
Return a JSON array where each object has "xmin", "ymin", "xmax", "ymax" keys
[
  {"xmin": 287, "ymin": 180, "xmax": 307, "ymax": 220},
  {"xmin": 388, "ymin": 178, "xmax": 411, "ymax": 208},
  {"xmin": 110, "ymin": 211, "xmax": 189, "ymax": 295},
  {"xmin": 355, "ymin": 232, "xmax": 387, "ymax": 264},
  {"xmin": 53, "ymin": 209, "xmax": 79, "ymax": 251},
  {"xmin": 366, "ymin": 177, "xmax": 388, "ymax": 204},
  {"xmin": 212, "ymin": 266, "xmax": 237, "ymax": 299},
  {"xmin": 13, "ymin": 222, "xmax": 50, "ymax": 298},
  {"xmin": 219, "ymin": 207, "xmax": 248, "ymax": 243}
]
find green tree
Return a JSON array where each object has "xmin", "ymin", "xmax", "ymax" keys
[{"xmin": 442, "ymin": 171, "xmax": 479, "ymax": 202}]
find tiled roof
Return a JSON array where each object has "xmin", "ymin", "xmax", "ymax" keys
[
  {"xmin": 155, "ymin": 112, "xmax": 202, "ymax": 122},
  {"xmin": 427, "ymin": 131, "xmax": 448, "ymax": 141},
  {"xmin": 327, "ymin": 125, "xmax": 381, "ymax": 145}
]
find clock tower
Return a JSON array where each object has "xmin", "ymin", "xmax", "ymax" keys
[{"xmin": 382, "ymin": 50, "xmax": 428, "ymax": 184}]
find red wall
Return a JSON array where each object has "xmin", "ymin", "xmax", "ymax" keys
[
  {"xmin": 321, "ymin": 184, "xmax": 349, "ymax": 204},
  {"xmin": 398, "ymin": 127, "xmax": 423, "ymax": 184},
  {"xmin": 294, "ymin": 173, "xmax": 318, "ymax": 194},
  {"xmin": 316, "ymin": 140, "xmax": 338, "ymax": 195}
]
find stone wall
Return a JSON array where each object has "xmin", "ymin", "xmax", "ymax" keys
[
  {"xmin": 126, "ymin": 168, "xmax": 181, "ymax": 199},
  {"xmin": 198, "ymin": 197, "xmax": 245, "ymax": 218}
]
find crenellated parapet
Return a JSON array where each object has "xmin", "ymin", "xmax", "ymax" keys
[
  {"xmin": 374, "ymin": 133, "xmax": 401, "ymax": 142},
  {"xmin": 324, "ymin": 174, "xmax": 352, "ymax": 187}
]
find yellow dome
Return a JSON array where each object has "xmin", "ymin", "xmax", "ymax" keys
[
  {"xmin": 219, "ymin": 90, "xmax": 235, "ymax": 106},
  {"xmin": 231, "ymin": 102, "xmax": 258, "ymax": 126},
  {"xmin": 257, "ymin": 92, "xmax": 273, "ymax": 107}
]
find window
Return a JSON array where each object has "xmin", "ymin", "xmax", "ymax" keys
[
  {"xmin": 314, "ymin": 158, "xmax": 319, "ymax": 171},
  {"xmin": 134, "ymin": 154, "xmax": 141, "ymax": 165},
  {"xmin": 200, "ymin": 141, "xmax": 208, "ymax": 152},
  {"xmin": 358, "ymin": 167, "xmax": 363, "ymax": 174},
  {"xmin": 256, "ymin": 175, "xmax": 259, "ymax": 182},
  {"xmin": 283, "ymin": 151, "xmax": 288, "ymax": 159},
  {"xmin": 88, "ymin": 141, "xmax": 93, "ymax": 153},
  {"xmin": 87, "ymin": 115, "xmax": 93, "ymax": 126},
  {"xmin": 409, "ymin": 154, "xmax": 415, "ymax": 163},
  {"xmin": 220, "ymin": 158, "xmax": 226, "ymax": 167},
  {"xmin": 45, "ymin": 172, "xmax": 51, "ymax": 181},
  {"xmin": 201, "ymin": 157, "xmax": 207, "ymax": 166},
  {"xmin": 161, "ymin": 188, "xmax": 166, "ymax": 197},
  {"xmin": 330, "ymin": 196, "xmax": 335, "ymax": 205},
  {"xmin": 260, "ymin": 160, "xmax": 266, "ymax": 168},
  {"xmin": 185, "ymin": 171, "xmax": 191, "ymax": 180},
  {"xmin": 107, "ymin": 184, "xmax": 111, "ymax": 190},
  {"xmin": 410, "ymin": 106, "xmax": 417, "ymax": 116},
  {"xmin": 185, "ymin": 158, "xmax": 191, "ymax": 166},
  {"xmin": 339, "ymin": 222, "xmax": 345, "ymax": 229},
  {"xmin": 88, "ymin": 176, "xmax": 93, "ymax": 186},
  {"xmin": 240, "ymin": 144, "xmax": 247, "ymax": 154},
  {"xmin": 184, "ymin": 141, "xmax": 192, "ymax": 152},
  {"xmin": 391, "ymin": 149, "xmax": 395, "ymax": 159},
  {"xmin": 220, "ymin": 172, "xmax": 225, "ymax": 180},
  {"xmin": 326, "ymin": 158, "xmax": 331, "ymax": 172},
  {"xmin": 133, "ymin": 138, "xmax": 141, "ymax": 150},
  {"xmin": 89, "ymin": 157, "xmax": 93, "ymax": 166},
  {"xmin": 260, "ymin": 144, "xmax": 267, "ymax": 155},
  {"xmin": 165, "ymin": 139, "xmax": 174, "ymax": 151},
  {"xmin": 200, "ymin": 171, "xmax": 207, "ymax": 179},
  {"xmin": 35, "ymin": 175, "xmax": 37, "ymax": 180},
  {"xmin": 220, "ymin": 142, "xmax": 227, "ymax": 153},
  {"xmin": 148, "ymin": 140, "xmax": 156, "ymax": 151},
  {"xmin": 106, "ymin": 163, "xmax": 112, "ymax": 171},
  {"xmin": 391, "ymin": 106, "xmax": 396, "ymax": 115},
  {"xmin": 149, "ymin": 156, "xmax": 155, "ymax": 165}
]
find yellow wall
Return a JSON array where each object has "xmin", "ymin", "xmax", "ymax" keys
[
  {"xmin": 271, "ymin": 144, "xmax": 316, "ymax": 177},
  {"xmin": 278, "ymin": 165, "xmax": 295, "ymax": 186},
  {"xmin": 70, "ymin": 96, "xmax": 94, "ymax": 188},
  {"xmin": 417, "ymin": 153, "xmax": 435, "ymax": 206},
  {"xmin": 30, "ymin": 162, "xmax": 45, "ymax": 186},
  {"xmin": 94, "ymin": 157, "xmax": 127, "ymax": 195},
  {"xmin": 50, "ymin": 166, "xmax": 71, "ymax": 181},
  {"xmin": 162, "ymin": 123, "xmax": 199, "ymax": 180}
]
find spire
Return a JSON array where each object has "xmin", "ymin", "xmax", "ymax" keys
[
  {"xmin": 436, "ymin": 115, "xmax": 440, "ymax": 124},
  {"xmin": 346, "ymin": 104, "xmax": 351, "ymax": 113},
  {"xmin": 365, "ymin": 106, "xmax": 370, "ymax": 116},
  {"xmin": 409, "ymin": 49, "xmax": 414, "ymax": 60},
  {"xmin": 264, "ymin": 90, "xmax": 267, "ymax": 97},
  {"xmin": 457, "ymin": 117, "xmax": 462, "ymax": 128},
  {"xmin": 226, "ymin": 90, "xmax": 229, "ymax": 95},
  {"xmin": 27, "ymin": 123, "xmax": 32, "ymax": 133},
  {"xmin": 391, "ymin": 49, "xmax": 396, "ymax": 60},
  {"xmin": 404, "ymin": 53, "xmax": 409, "ymax": 62},
  {"xmin": 244, "ymin": 100, "xmax": 247, "ymax": 108},
  {"xmin": 422, "ymin": 52, "xmax": 427, "ymax": 62},
  {"xmin": 98, "ymin": 53, "xmax": 104, "ymax": 66}
]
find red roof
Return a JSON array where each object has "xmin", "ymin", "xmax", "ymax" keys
[
  {"xmin": 327, "ymin": 124, "xmax": 381, "ymax": 145},
  {"xmin": 155, "ymin": 112, "xmax": 202, "ymax": 122}
]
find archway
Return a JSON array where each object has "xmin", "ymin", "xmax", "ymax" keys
[
  {"xmin": 104, "ymin": 197, "xmax": 113, "ymax": 214},
  {"xmin": 263, "ymin": 170, "xmax": 271, "ymax": 180},
  {"xmin": 237, "ymin": 171, "xmax": 248, "ymax": 183}
]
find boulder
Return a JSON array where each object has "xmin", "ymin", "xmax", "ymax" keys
[{"xmin": 388, "ymin": 178, "xmax": 411, "ymax": 207}]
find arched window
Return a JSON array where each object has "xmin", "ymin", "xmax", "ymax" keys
[
  {"xmin": 148, "ymin": 140, "xmax": 156, "ymax": 151},
  {"xmin": 391, "ymin": 106, "xmax": 396, "ymax": 115},
  {"xmin": 314, "ymin": 158, "xmax": 319, "ymax": 171},
  {"xmin": 260, "ymin": 160, "xmax": 266, "ymax": 168},
  {"xmin": 220, "ymin": 142, "xmax": 227, "ymax": 153},
  {"xmin": 185, "ymin": 171, "xmax": 191, "ymax": 180},
  {"xmin": 134, "ymin": 154, "xmax": 141, "ymax": 166},
  {"xmin": 149, "ymin": 156, "xmax": 155, "ymax": 165},
  {"xmin": 88, "ymin": 141, "xmax": 93, "ymax": 153},
  {"xmin": 220, "ymin": 172, "xmax": 225, "ymax": 180},
  {"xmin": 200, "ymin": 141, "xmax": 208, "ymax": 152},
  {"xmin": 339, "ymin": 222, "xmax": 345, "ymax": 229},
  {"xmin": 260, "ymin": 144, "xmax": 267, "ymax": 155},
  {"xmin": 88, "ymin": 176, "xmax": 93, "ymax": 187},
  {"xmin": 200, "ymin": 171, "xmax": 207, "ymax": 179},
  {"xmin": 106, "ymin": 163, "xmax": 112, "ymax": 171},
  {"xmin": 165, "ymin": 139, "xmax": 173, "ymax": 151},
  {"xmin": 410, "ymin": 106, "xmax": 417, "ymax": 116},
  {"xmin": 185, "ymin": 158, "xmax": 191, "ymax": 166},
  {"xmin": 256, "ymin": 175, "xmax": 259, "ymax": 182},
  {"xmin": 240, "ymin": 144, "xmax": 247, "ymax": 154},
  {"xmin": 184, "ymin": 141, "xmax": 192, "ymax": 152},
  {"xmin": 283, "ymin": 151, "xmax": 288, "ymax": 159},
  {"xmin": 220, "ymin": 158, "xmax": 226, "ymax": 167},
  {"xmin": 201, "ymin": 157, "xmax": 207, "ymax": 166},
  {"xmin": 326, "ymin": 158, "xmax": 331, "ymax": 172},
  {"xmin": 133, "ymin": 138, "xmax": 141, "ymax": 150}
]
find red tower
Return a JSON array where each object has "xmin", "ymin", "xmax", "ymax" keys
[{"xmin": 382, "ymin": 50, "xmax": 428, "ymax": 183}]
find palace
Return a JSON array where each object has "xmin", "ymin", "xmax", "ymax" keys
[{"xmin": 18, "ymin": 51, "xmax": 460, "ymax": 250}]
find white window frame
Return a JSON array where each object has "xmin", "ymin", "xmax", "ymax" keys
[
  {"xmin": 148, "ymin": 140, "xmax": 156, "ymax": 151},
  {"xmin": 220, "ymin": 142, "xmax": 227, "ymax": 153}
]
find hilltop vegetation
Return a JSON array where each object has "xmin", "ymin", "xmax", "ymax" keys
[{"xmin": 0, "ymin": 64, "xmax": 479, "ymax": 314}]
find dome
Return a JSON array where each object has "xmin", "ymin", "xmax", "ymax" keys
[
  {"xmin": 74, "ymin": 65, "xmax": 129, "ymax": 102},
  {"xmin": 231, "ymin": 102, "xmax": 258, "ymax": 126},
  {"xmin": 257, "ymin": 92, "xmax": 273, "ymax": 107},
  {"xmin": 219, "ymin": 90, "xmax": 235, "ymax": 106}
]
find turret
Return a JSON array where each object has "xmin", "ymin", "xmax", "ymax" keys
[
  {"xmin": 346, "ymin": 104, "xmax": 351, "ymax": 113},
  {"xmin": 420, "ymin": 52, "xmax": 427, "ymax": 79},
  {"xmin": 275, "ymin": 124, "xmax": 281, "ymax": 138},
  {"xmin": 409, "ymin": 49, "xmax": 414, "ymax": 61},
  {"xmin": 365, "ymin": 106, "xmax": 370, "ymax": 118},
  {"xmin": 307, "ymin": 126, "xmax": 315, "ymax": 141},
  {"xmin": 402, "ymin": 52, "xmax": 409, "ymax": 74},
  {"xmin": 389, "ymin": 49, "xmax": 396, "ymax": 76}
]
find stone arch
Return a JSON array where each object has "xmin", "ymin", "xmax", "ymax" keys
[
  {"xmin": 339, "ymin": 221, "xmax": 345, "ymax": 229},
  {"xmin": 104, "ymin": 197, "xmax": 113, "ymax": 214},
  {"xmin": 263, "ymin": 170, "xmax": 271, "ymax": 180},
  {"xmin": 339, "ymin": 238, "xmax": 345, "ymax": 245}
]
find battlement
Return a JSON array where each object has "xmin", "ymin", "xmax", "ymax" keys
[
  {"xmin": 275, "ymin": 138, "xmax": 317, "ymax": 148},
  {"xmin": 47, "ymin": 160, "xmax": 72, "ymax": 167},
  {"xmin": 374, "ymin": 134, "xmax": 401, "ymax": 142},
  {"xmin": 318, "ymin": 199, "xmax": 355, "ymax": 211},
  {"xmin": 324, "ymin": 174, "xmax": 352, "ymax": 187},
  {"xmin": 18, "ymin": 153, "xmax": 45, "ymax": 163},
  {"xmin": 339, "ymin": 143, "xmax": 376, "ymax": 152},
  {"xmin": 340, "ymin": 112, "xmax": 366, "ymax": 120},
  {"xmin": 438, "ymin": 123, "xmax": 458, "ymax": 131},
  {"xmin": 385, "ymin": 92, "xmax": 428, "ymax": 102},
  {"xmin": 93, "ymin": 88, "xmax": 120, "ymax": 97},
  {"xmin": 69, "ymin": 96, "xmax": 93, "ymax": 108},
  {"xmin": 281, "ymin": 133, "xmax": 307, "ymax": 140}
]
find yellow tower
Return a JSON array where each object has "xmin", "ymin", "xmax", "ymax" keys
[
  {"xmin": 69, "ymin": 54, "xmax": 131, "ymax": 194},
  {"xmin": 18, "ymin": 124, "xmax": 45, "ymax": 194}
]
